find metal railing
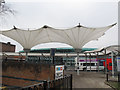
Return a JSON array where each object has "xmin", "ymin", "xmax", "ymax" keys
[{"xmin": 22, "ymin": 74, "xmax": 72, "ymax": 90}]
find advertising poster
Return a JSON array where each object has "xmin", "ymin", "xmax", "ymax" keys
[{"xmin": 55, "ymin": 65, "xmax": 64, "ymax": 80}]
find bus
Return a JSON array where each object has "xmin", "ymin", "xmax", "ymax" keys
[{"xmin": 75, "ymin": 57, "xmax": 112, "ymax": 71}]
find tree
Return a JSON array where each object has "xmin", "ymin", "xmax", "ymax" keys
[{"xmin": 0, "ymin": 0, "xmax": 14, "ymax": 15}]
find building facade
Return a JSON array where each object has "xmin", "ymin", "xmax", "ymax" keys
[
  {"xmin": 0, "ymin": 42, "xmax": 16, "ymax": 52},
  {"xmin": 20, "ymin": 48, "xmax": 97, "ymax": 67}
]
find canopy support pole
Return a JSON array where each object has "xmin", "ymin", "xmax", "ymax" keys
[
  {"xmin": 26, "ymin": 52, "xmax": 28, "ymax": 61},
  {"xmin": 95, "ymin": 53, "xmax": 97, "ymax": 72},
  {"xmin": 77, "ymin": 52, "xmax": 79, "ymax": 75},
  {"xmin": 85, "ymin": 53, "xmax": 87, "ymax": 72},
  {"xmin": 97, "ymin": 52, "xmax": 99, "ymax": 72},
  {"xmin": 24, "ymin": 49, "xmax": 30, "ymax": 61},
  {"xmin": 104, "ymin": 49, "xmax": 107, "ymax": 74},
  {"xmin": 65, "ymin": 53, "xmax": 68, "ymax": 69},
  {"xmin": 75, "ymin": 49, "xmax": 82, "ymax": 75},
  {"xmin": 111, "ymin": 51, "xmax": 114, "ymax": 78},
  {"xmin": 89, "ymin": 53, "xmax": 91, "ymax": 72}
]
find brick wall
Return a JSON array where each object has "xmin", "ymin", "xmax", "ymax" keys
[
  {"xmin": 0, "ymin": 42, "xmax": 15, "ymax": 52},
  {"xmin": 2, "ymin": 61, "xmax": 55, "ymax": 87}
]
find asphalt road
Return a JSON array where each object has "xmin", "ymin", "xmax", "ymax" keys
[{"xmin": 64, "ymin": 70, "xmax": 113, "ymax": 89}]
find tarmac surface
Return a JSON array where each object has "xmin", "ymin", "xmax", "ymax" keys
[{"xmin": 64, "ymin": 70, "xmax": 113, "ymax": 89}]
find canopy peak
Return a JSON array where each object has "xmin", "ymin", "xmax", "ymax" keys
[
  {"xmin": 43, "ymin": 25, "xmax": 49, "ymax": 28},
  {"xmin": 77, "ymin": 23, "xmax": 82, "ymax": 27},
  {"xmin": 13, "ymin": 26, "xmax": 17, "ymax": 29},
  {"xmin": 111, "ymin": 23, "xmax": 117, "ymax": 26}
]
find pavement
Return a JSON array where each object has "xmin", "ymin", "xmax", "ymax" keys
[{"xmin": 64, "ymin": 70, "xmax": 113, "ymax": 89}]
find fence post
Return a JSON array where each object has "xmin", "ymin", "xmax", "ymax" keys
[
  {"xmin": 34, "ymin": 86, "xmax": 38, "ymax": 90},
  {"xmin": 66, "ymin": 75, "xmax": 69, "ymax": 89},
  {"xmin": 118, "ymin": 73, "xmax": 120, "ymax": 82},
  {"xmin": 106, "ymin": 73, "xmax": 108, "ymax": 82},
  {"xmin": 59, "ymin": 79, "xmax": 61, "ymax": 89},
  {"xmin": 63, "ymin": 77, "xmax": 65, "ymax": 88},
  {"xmin": 43, "ymin": 80, "xmax": 47, "ymax": 90},
  {"xmin": 53, "ymin": 80, "xmax": 56, "ymax": 90},
  {"xmin": 70, "ymin": 74, "xmax": 72, "ymax": 90}
]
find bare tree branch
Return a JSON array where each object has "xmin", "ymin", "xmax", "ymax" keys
[{"xmin": 0, "ymin": 0, "xmax": 14, "ymax": 15}]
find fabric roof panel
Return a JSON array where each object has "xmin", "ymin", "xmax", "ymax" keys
[{"xmin": 0, "ymin": 23, "xmax": 116, "ymax": 50}]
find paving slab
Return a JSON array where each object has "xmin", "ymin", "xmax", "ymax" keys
[{"xmin": 64, "ymin": 70, "xmax": 113, "ymax": 89}]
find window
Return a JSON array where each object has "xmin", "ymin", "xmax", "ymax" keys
[
  {"xmin": 83, "ymin": 63, "xmax": 95, "ymax": 66},
  {"xmin": 83, "ymin": 63, "xmax": 86, "ymax": 66},
  {"xmin": 91, "ymin": 63, "xmax": 95, "ymax": 66},
  {"xmin": 109, "ymin": 63, "xmax": 112, "ymax": 66},
  {"xmin": 99, "ymin": 60, "xmax": 104, "ymax": 66}
]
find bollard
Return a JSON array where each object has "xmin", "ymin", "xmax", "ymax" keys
[
  {"xmin": 70, "ymin": 74, "xmax": 72, "ymax": 90},
  {"xmin": 43, "ymin": 80, "xmax": 47, "ymax": 90},
  {"xmin": 106, "ymin": 73, "xmax": 108, "ymax": 82},
  {"xmin": 118, "ymin": 73, "xmax": 120, "ymax": 82}
]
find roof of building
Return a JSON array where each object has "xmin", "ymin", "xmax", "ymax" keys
[
  {"xmin": 0, "ymin": 42, "xmax": 15, "ymax": 46},
  {"xmin": 20, "ymin": 48, "xmax": 97, "ymax": 53}
]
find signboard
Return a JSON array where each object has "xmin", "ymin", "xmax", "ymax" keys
[
  {"xmin": 117, "ymin": 56, "xmax": 120, "ymax": 72},
  {"xmin": 55, "ymin": 65, "xmax": 64, "ymax": 80}
]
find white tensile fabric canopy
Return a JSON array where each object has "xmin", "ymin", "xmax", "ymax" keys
[
  {"xmin": 106, "ymin": 45, "xmax": 120, "ymax": 53},
  {"xmin": 0, "ymin": 23, "xmax": 116, "ymax": 50}
]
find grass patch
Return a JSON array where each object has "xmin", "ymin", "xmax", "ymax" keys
[{"xmin": 107, "ymin": 81, "xmax": 120, "ymax": 90}]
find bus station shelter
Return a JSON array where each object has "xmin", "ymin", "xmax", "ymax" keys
[
  {"xmin": 0, "ymin": 23, "xmax": 116, "ymax": 75},
  {"xmin": 84, "ymin": 45, "xmax": 120, "ymax": 79}
]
